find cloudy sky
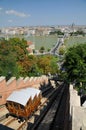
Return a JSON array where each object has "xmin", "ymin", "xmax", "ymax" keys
[{"xmin": 0, "ymin": 0, "xmax": 86, "ymax": 27}]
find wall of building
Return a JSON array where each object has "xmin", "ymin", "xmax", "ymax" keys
[{"xmin": 0, "ymin": 76, "xmax": 48, "ymax": 105}]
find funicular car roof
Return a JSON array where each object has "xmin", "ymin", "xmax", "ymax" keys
[{"xmin": 6, "ymin": 88, "xmax": 41, "ymax": 106}]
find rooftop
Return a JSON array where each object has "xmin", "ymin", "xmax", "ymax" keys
[{"xmin": 7, "ymin": 88, "xmax": 41, "ymax": 106}]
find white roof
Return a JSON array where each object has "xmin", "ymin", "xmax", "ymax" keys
[{"xmin": 7, "ymin": 88, "xmax": 41, "ymax": 106}]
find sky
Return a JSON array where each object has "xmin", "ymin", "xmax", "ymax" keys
[{"xmin": 0, "ymin": 0, "xmax": 86, "ymax": 27}]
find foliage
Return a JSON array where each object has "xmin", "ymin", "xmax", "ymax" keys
[
  {"xmin": 39, "ymin": 46, "xmax": 45, "ymax": 53},
  {"xmin": 37, "ymin": 55, "xmax": 59, "ymax": 75},
  {"xmin": 0, "ymin": 38, "xmax": 28, "ymax": 78},
  {"xmin": 59, "ymin": 45, "xmax": 66, "ymax": 55},
  {"xmin": 63, "ymin": 43, "xmax": 86, "ymax": 91},
  {"xmin": 0, "ymin": 38, "xmax": 59, "ymax": 78},
  {"xmin": 0, "ymin": 40, "xmax": 15, "ymax": 75},
  {"xmin": 50, "ymin": 30, "xmax": 64, "ymax": 35},
  {"xmin": 70, "ymin": 30, "xmax": 85, "ymax": 36}
]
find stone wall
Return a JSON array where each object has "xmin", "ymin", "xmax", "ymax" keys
[
  {"xmin": 0, "ymin": 75, "xmax": 48, "ymax": 105},
  {"xmin": 69, "ymin": 84, "xmax": 86, "ymax": 130}
]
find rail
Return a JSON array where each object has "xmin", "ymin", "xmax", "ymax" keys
[
  {"xmin": 25, "ymin": 82, "xmax": 69, "ymax": 130},
  {"xmin": 0, "ymin": 84, "xmax": 58, "ymax": 129},
  {"xmin": 29, "ymin": 83, "xmax": 65, "ymax": 130}
]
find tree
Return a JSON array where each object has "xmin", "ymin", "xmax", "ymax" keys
[
  {"xmin": 0, "ymin": 38, "xmax": 59, "ymax": 78},
  {"xmin": 49, "ymin": 30, "xmax": 64, "ymax": 35},
  {"xmin": 0, "ymin": 40, "xmax": 20, "ymax": 78},
  {"xmin": 37, "ymin": 55, "xmax": 59, "ymax": 75},
  {"xmin": 63, "ymin": 43, "xmax": 86, "ymax": 91},
  {"xmin": 39, "ymin": 46, "xmax": 45, "ymax": 53},
  {"xmin": 59, "ymin": 45, "xmax": 66, "ymax": 55},
  {"xmin": 0, "ymin": 38, "xmax": 28, "ymax": 78},
  {"xmin": 9, "ymin": 37, "xmax": 28, "ymax": 57},
  {"xmin": 70, "ymin": 30, "xmax": 85, "ymax": 36}
]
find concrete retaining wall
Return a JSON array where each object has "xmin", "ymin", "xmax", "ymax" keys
[{"xmin": 69, "ymin": 84, "xmax": 86, "ymax": 130}]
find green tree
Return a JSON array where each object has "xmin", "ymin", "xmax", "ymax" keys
[
  {"xmin": 0, "ymin": 40, "xmax": 20, "ymax": 78},
  {"xmin": 39, "ymin": 46, "xmax": 45, "ymax": 53},
  {"xmin": 59, "ymin": 45, "xmax": 66, "ymax": 55},
  {"xmin": 0, "ymin": 38, "xmax": 59, "ymax": 78},
  {"xmin": 70, "ymin": 30, "xmax": 85, "ymax": 36},
  {"xmin": 0, "ymin": 38, "xmax": 28, "ymax": 78},
  {"xmin": 9, "ymin": 37, "xmax": 28, "ymax": 57},
  {"xmin": 63, "ymin": 44, "xmax": 86, "ymax": 91},
  {"xmin": 37, "ymin": 55, "xmax": 59, "ymax": 75},
  {"xmin": 50, "ymin": 56, "xmax": 59, "ymax": 74}
]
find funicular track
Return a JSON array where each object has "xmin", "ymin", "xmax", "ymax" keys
[
  {"xmin": 0, "ymin": 82, "xmax": 69, "ymax": 130},
  {"xmin": 0, "ymin": 85, "xmax": 53, "ymax": 122},
  {"xmin": 49, "ymin": 83, "xmax": 69, "ymax": 130},
  {"xmin": 0, "ymin": 84, "xmax": 57, "ymax": 130},
  {"xmin": 28, "ymin": 82, "xmax": 69, "ymax": 130}
]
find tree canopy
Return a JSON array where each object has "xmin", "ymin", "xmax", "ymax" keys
[
  {"xmin": 0, "ymin": 38, "xmax": 59, "ymax": 79},
  {"xmin": 70, "ymin": 30, "xmax": 85, "ymax": 36},
  {"xmin": 37, "ymin": 55, "xmax": 59, "ymax": 75},
  {"xmin": 63, "ymin": 43, "xmax": 86, "ymax": 91}
]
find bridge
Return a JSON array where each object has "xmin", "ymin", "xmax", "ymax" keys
[{"xmin": 35, "ymin": 37, "xmax": 64, "ymax": 57}]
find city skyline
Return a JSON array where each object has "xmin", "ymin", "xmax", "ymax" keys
[{"xmin": 0, "ymin": 0, "xmax": 86, "ymax": 27}]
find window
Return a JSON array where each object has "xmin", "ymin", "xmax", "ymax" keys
[
  {"xmin": 9, "ymin": 102, "xmax": 12, "ymax": 106},
  {"xmin": 6, "ymin": 103, "xmax": 8, "ymax": 107},
  {"xmin": 0, "ymin": 95, "xmax": 2, "ymax": 98},
  {"xmin": 13, "ymin": 103, "xmax": 19, "ymax": 109},
  {"xmin": 20, "ymin": 105, "xmax": 24, "ymax": 110}
]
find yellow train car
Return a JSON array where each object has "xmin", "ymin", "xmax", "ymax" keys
[{"xmin": 5, "ymin": 88, "xmax": 42, "ymax": 121}]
